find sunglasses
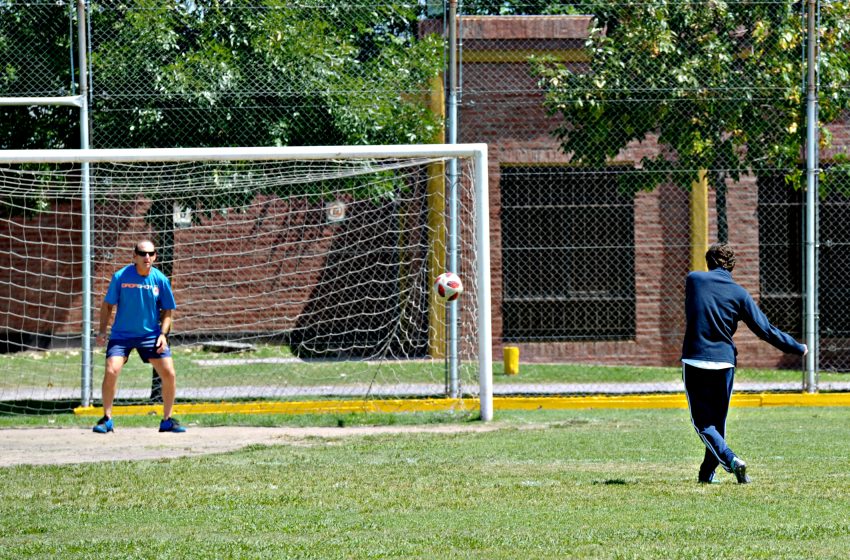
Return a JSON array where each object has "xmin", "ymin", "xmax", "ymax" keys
[{"xmin": 134, "ymin": 249, "xmax": 157, "ymax": 257}]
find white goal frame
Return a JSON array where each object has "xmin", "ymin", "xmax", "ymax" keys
[{"xmin": 0, "ymin": 144, "xmax": 494, "ymax": 421}]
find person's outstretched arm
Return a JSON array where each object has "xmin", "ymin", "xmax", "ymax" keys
[{"xmin": 741, "ymin": 293, "xmax": 806, "ymax": 355}]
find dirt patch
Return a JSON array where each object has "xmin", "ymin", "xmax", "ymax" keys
[{"xmin": 0, "ymin": 424, "xmax": 502, "ymax": 467}]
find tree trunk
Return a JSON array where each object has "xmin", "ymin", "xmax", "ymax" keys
[
  {"xmin": 689, "ymin": 170, "xmax": 709, "ymax": 271},
  {"xmin": 715, "ymin": 171, "xmax": 728, "ymax": 244}
]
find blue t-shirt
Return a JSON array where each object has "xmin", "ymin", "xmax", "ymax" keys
[{"xmin": 105, "ymin": 265, "xmax": 176, "ymax": 340}]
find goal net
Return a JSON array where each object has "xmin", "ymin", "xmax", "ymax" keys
[{"xmin": 0, "ymin": 145, "xmax": 492, "ymax": 420}]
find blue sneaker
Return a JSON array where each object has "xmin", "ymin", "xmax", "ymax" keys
[
  {"xmin": 159, "ymin": 417, "xmax": 186, "ymax": 433},
  {"xmin": 92, "ymin": 415, "xmax": 114, "ymax": 434}
]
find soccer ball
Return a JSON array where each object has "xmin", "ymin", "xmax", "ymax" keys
[{"xmin": 434, "ymin": 272, "xmax": 463, "ymax": 301}]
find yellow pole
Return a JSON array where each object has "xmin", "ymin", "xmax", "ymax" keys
[
  {"xmin": 503, "ymin": 346, "xmax": 519, "ymax": 375},
  {"xmin": 690, "ymin": 169, "xmax": 709, "ymax": 272},
  {"xmin": 428, "ymin": 74, "xmax": 447, "ymax": 358}
]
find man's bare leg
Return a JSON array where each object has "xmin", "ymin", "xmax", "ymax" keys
[
  {"xmin": 101, "ymin": 356, "xmax": 126, "ymax": 418},
  {"xmin": 150, "ymin": 357, "xmax": 177, "ymax": 419}
]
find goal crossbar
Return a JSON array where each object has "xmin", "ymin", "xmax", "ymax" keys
[{"xmin": 0, "ymin": 144, "xmax": 488, "ymax": 164}]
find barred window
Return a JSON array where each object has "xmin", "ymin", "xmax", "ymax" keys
[
  {"xmin": 758, "ymin": 173, "xmax": 850, "ymax": 338},
  {"xmin": 757, "ymin": 175, "xmax": 803, "ymax": 337},
  {"xmin": 499, "ymin": 165, "xmax": 635, "ymax": 341},
  {"xmin": 818, "ymin": 173, "xmax": 850, "ymax": 337}
]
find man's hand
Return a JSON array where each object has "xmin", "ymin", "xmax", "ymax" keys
[
  {"xmin": 156, "ymin": 334, "xmax": 168, "ymax": 354},
  {"xmin": 95, "ymin": 333, "xmax": 107, "ymax": 347}
]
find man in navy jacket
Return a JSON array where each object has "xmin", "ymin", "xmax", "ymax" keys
[{"xmin": 682, "ymin": 243, "xmax": 807, "ymax": 484}]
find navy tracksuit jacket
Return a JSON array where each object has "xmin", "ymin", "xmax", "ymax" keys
[{"xmin": 681, "ymin": 268, "xmax": 806, "ymax": 475}]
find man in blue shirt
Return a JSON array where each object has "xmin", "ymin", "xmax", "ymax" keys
[
  {"xmin": 682, "ymin": 243, "xmax": 806, "ymax": 483},
  {"xmin": 92, "ymin": 239, "xmax": 186, "ymax": 433}
]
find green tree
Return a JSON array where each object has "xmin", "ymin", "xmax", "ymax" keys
[
  {"xmin": 89, "ymin": 1, "xmax": 443, "ymax": 148},
  {"xmin": 88, "ymin": 0, "xmax": 445, "ymax": 254},
  {"xmin": 532, "ymin": 1, "xmax": 850, "ymax": 240},
  {"xmin": 0, "ymin": 2, "xmax": 79, "ymax": 149}
]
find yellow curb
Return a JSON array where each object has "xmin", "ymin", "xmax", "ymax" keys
[
  {"xmin": 493, "ymin": 393, "xmax": 850, "ymax": 410},
  {"xmin": 74, "ymin": 392, "xmax": 850, "ymax": 417},
  {"xmin": 74, "ymin": 398, "xmax": 473, "ymax": 417},
  {"xmin": 757, "ymin": 392, "xmax": 850, "ymax": 407},
  {"xmin": 493, "ymin": 394, "xmax": 689, "ymax": 410}
]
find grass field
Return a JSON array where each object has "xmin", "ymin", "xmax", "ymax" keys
[
  {"xmin": 1, "ymin": 406, "xmax": 849, "ymax": 559},
  {"xmin": 1, "ymin": 344, "xmax": 842, "ymax": 393}
]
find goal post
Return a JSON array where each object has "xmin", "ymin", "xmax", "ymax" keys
[{"xmin": 0, "ymin": 144, "xmax": 493, "ymax": 421}]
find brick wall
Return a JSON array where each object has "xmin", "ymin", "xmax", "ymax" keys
[
  {"xmin": 1, "ymin": 187, "xmax": 441, "ymax": 359},
  {"xmin": 0, "ymin": 201, "xmax": 83, "ymax": 342}
]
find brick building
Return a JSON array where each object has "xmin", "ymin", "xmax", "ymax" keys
[{"xmin": 427, "ymin": 15, "xmax": 807, "ymax": 369}]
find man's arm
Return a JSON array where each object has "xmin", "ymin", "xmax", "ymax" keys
[
  {"xmin": 157, "ymin": 309, "xmax": 173, "ymax": 351},
  {"xmin": 741, "ymin": 293, "xmax": 806, "ymax": 355},
  {"xmin": 95, "ymin": 301, "xmax": 115, "ymax": 346}
]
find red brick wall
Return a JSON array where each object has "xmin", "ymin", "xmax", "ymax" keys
[{"xmin": 0, "ymin": 202, "xmax": 83, "ymax": 336}]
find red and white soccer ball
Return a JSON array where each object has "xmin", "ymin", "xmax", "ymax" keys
[{"xmin": 434, "ymin": 272, "xmax": 464, "ymax": 301}]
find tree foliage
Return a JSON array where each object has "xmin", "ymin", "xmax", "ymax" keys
[
  {"xmin": 0, "ymin": 2, "xmax": 79, "ymax": 149},
  {"xmin": 532, "ymin": 1, "xmax": 850, "ymax": 195},
  {"xmin": 89, "ymin": 1, "xmax": 443, "ymax": 148},
  {"xmin": 0, "ymin": 1, "xmax": 444, "ymax": 149},
  {"xmin": 0, "ymin": 2, "xmax": 446, "ymax": 217},
  {"xmin": 460, "ymin": 1, "xmax": 582, "ymax": 16}
]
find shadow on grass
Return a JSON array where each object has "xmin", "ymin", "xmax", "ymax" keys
[{"xmin": 0, "ymin": 399, "xmax": 79, "ymax": 415}]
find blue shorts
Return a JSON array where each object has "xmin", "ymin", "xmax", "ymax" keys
[{"xmin": 106, "ymin": 337, "xmax": 172, "ymax": 363}]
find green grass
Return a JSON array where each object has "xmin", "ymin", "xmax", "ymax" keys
[
  {"xmin": 1, "ymin": 345, "xmax": 452, "ymax": 391},
  {"xmin": 1, "ymin": 344, "xmax": 843, "ymax": 393},
  {"xmin": 494, "ymin": 362, "xmax": 842, "ymax": 384},
  {"xmin": 1, "ymin": 407, "xmax": 849, "ymax": 559}
]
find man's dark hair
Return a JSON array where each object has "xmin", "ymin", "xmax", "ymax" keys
[
  {"xmin": 135, "ymin": 238, "xmax": 155, "ymax": 252},
  {"xmin": 705, "ymin": 243, "xmax": 736, "ymax": 271}
]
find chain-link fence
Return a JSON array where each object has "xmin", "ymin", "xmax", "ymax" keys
[
  {"xmin": 87, "ymin": 2, "xmax": 444, "ymax": 149},
  {"xmin": 449, "ymin": 1, "xmax": 850, "ymax": 389},
  {"xmin": 2, "ymin": 1, "xmax": 850, "ymax": 399},
  {"xmin": 0, "ymin": 1, "xmax": 80, "ymax": 149}
]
